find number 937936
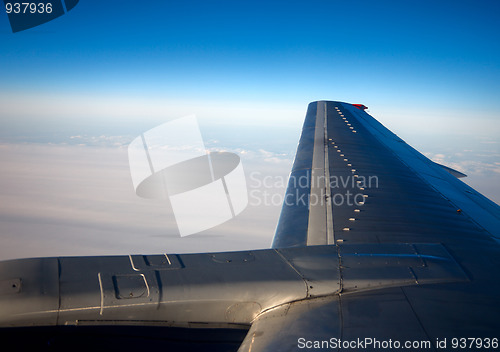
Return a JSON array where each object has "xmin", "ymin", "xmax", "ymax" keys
[{"xmin": 5, "ymin": 2, "xmax": 53, "ymax": 14}]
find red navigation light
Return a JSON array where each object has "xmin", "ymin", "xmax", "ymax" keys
[{"xmin": 352, "ymin": 104, "xmax": 368, "ymax": 110}]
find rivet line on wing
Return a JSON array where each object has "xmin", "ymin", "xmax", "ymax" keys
[{"xmin": 332, "ymin": 105, "xmax": 370, "ymax": 236}]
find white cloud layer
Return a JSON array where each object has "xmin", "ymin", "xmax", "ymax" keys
[{"xmin": 0, "ymin": 143, "xmax": 291, "ymax": 261}]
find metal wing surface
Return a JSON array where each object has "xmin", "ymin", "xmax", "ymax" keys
[{"xmin": 1, "ymin": 101, "xmax": 499, "ymax": 351}]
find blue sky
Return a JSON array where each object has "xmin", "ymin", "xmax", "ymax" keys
[
  {"xmin": 2, "ymin": 0, "xmax": 500, "ymax": 106},
  {"xmin": 1, "ymin": 1, "xmax": 500, "ymax": 143},
  {"xmin": 0, "ymin": 0, "xmax": 499, "ymax": 259}
]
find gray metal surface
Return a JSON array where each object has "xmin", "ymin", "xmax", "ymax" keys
[
  {"xmin": 1, "ymin": 101, "xmax": 500, "ymax": 351},
  {"xmin": 306, "ymin": 100, "xmax": 331, "ymax": 246},
  {"xmin": 0, "ymin": 249, "xmax": 308, "ymax": 327},
  {"xmin": 238, "ymin": 296, "xmax": 341, "ymax": 352},
  {"xmin": 341, "ymin": 102, "xmax": 500, "ymax": 240}
]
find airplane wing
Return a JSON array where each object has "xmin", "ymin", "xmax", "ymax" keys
[
  {"xmin": 1, "ymin": 101, "xmax": 500, "ymax": 351},
  {"xmin": 245, "ymin": 101, "xmax": 500, "ymax": 350}
]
